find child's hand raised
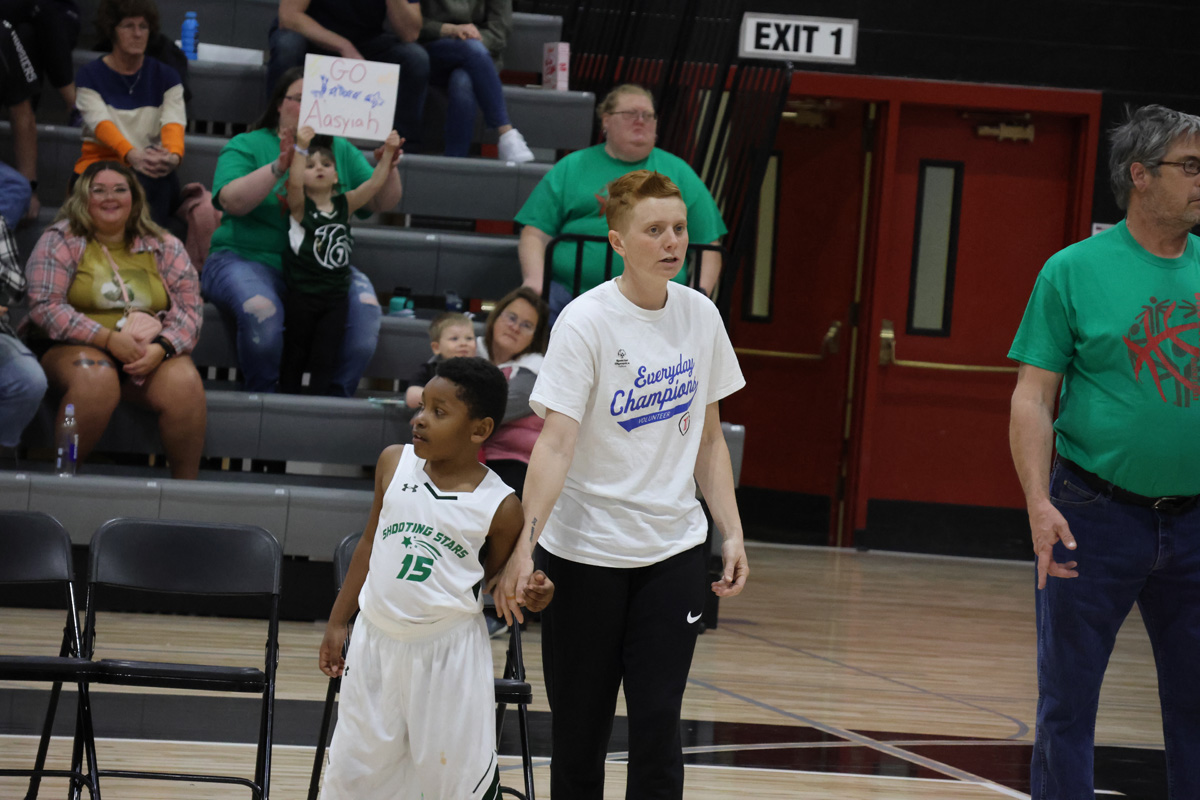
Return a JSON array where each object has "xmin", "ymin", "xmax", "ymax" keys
[
  {"xmin": 523, "ymin": 570, "xmax": 555, "ymax": 613},
  {"xmin": 377, "ymin": 132, "xmax": 404, "ymax": 168},
  {"xmin": 297, "ymin": 125, "xmax": 316, "ymax": 149}
]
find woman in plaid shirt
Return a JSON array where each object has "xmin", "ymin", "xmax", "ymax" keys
[{"xmin": 22, "ymin": 160, "xmax": 206, "ymax": 478}]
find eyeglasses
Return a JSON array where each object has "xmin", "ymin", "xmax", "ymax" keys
[
  {"xmin": 283, "ymin": 94, "xmax": 303, "ymax": 104},
  {"xmin": 1155, "ymin": 158, "xmax": 1200, "ymax": 176},
  {"xmin": 501, "ymin": 310, "xmax": 536, "ymax": 334},
  {"xmin": 90, "ymin": 184, "xmax": 131, "ymax": 198},
  {"xmin": 609, "ymin": 110, "xmax": 657, "ymax": 123},
  {"xmin": 116, "ymin": 20, "xmax": 150, "ymax": 32}
]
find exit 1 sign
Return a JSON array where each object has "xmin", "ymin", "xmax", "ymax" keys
[{"xmin": 739, "ymin": 13, "xmax": 857, "ymax": 65}]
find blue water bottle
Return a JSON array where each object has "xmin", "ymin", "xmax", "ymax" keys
[{"xmin": 181, "ymin": 12, "xmax": 198, "ymax": 60}]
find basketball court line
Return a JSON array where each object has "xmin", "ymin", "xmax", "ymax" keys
[
  {"xmin": 721, "ymin": 623, "xmax": 1031, "ymax": 738},
  {"xmin": 687, "ymin": 678, "xmax": 1031, "ymax": 799}
]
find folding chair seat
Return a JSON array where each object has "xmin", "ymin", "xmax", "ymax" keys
[
  {"xmin": 0, "ymin": 510, "xmax": 100, "ymax": 799},
  {"xmin": 309, "ymin": 531, "xmax": 537, "ymax": 800},
  {"xmin": 82, "ymin": 518, "xmax": 282, "ymax": 799}
]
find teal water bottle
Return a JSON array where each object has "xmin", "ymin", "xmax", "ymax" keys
[{"xmin": 181, "ymin": 12, "xmax": 198, "ymax": 60}]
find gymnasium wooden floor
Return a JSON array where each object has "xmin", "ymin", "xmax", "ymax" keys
[{"xmin": 0, "ymin": 543, "xmax": 1167, "ymax": 799}]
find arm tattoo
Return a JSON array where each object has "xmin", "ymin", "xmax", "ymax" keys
[{"xmin": 529, "ymin": 517, "xmax": 537, "ymax": 544}]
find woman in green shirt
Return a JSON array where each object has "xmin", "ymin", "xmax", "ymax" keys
[{"xmin": 200, "ymin": 67, "xmax": 403, "ymax": 395}]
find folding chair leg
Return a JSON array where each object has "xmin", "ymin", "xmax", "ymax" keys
[
  {"xmin": 308, "ymin": 677, "xmax": 339, "ymax": 800},
  {"xmin": 69, "ymin": 684, "xmax": 101, "ymax": 800},
  {"xmin": 517, "ymin": 704, "xmax": 535, "ymax": 800},
  {"xmin": 22, "ymin": 681, "xmax": 63, "ymax": 800}
]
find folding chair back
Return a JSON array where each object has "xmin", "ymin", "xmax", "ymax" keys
[
  {"xmin": 0, "ymin": 510, "xmax": 99, "ymax": 798},
  {"xmin": 89, "ymin": 517, "xmax": 282, "ymax": 596},
  {"xmin": 0, "ymin": 510, "xmax": 76, "ymax": 584},
  {"xmin": 84, "ymin": 518, "xmax": 283, "ymax": 800}
]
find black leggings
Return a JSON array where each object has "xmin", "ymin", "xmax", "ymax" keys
[
  {"xmin": 280, "ymin": 289, "xmax": 348, "ymax": 395},
  {"xmin": 535, "ymin": 542, "xmax": 708, "ymax": 800}
]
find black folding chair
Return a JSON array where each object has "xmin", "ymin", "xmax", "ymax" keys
[
  {"xmin": 307, "ymin": 531, "xmax": 359, "ymax": 800},
  {"xmin": 0, "ymin": 510, "xmax": 100, "ymax": 800},
  {"xmin": 82, "ymin": 518, "xmax": 282, "ymax": 799},
  {"xmin": 308, "ymin": 531, "xmax": 537, "ymax": 800}
]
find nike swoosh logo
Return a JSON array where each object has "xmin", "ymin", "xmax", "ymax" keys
[{"xmin": 686, "ymin": 611, "xmax": 702, "ymax": 624}]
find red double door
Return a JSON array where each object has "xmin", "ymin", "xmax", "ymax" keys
[{"xmin": 722, "ymin": 74, "xmax": 1101, "ymax": 546}]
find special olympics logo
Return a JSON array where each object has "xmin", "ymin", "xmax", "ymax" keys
[{"xmin": 1124, "ymin": 295, "xmax": 1200, "ymax": 405}]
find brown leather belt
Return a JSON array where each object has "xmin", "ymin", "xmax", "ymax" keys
[{"xmin": 1058, "ymin": 457, "xmax": 1198, "ymax": 513}]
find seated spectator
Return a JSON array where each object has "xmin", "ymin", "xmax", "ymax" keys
[
  {"xmin": 269, "ymin": 0, "xmax": 428, "ymax": 148},
  {"xmin": 418, "ymin": 0, "xmax": 532, "ymax": 161},
  {"xmin": 0, "ymin": 19, "xmax": 39, "ymax": 224},
  {"xmin": 404, "ymin": 310, "xmax": 476, "ymax": 407},
  {"xmin": 74, "ymin": 0, "xmax": 185, "ymax": 228},
  {"xmin": 0, "ymin": 216, "xmax": 47, "ymax": 464},
  {"xmin": 1, "ymin": 0, "xmax": 82, "ymax": 123},
  {"xmin": 204, "ymin": 68, "xmax": 401, "ymax": 395},
  {"xmin": 477, "ymin": 286, "xmax": 548, "ymax": 497},
  {"xmin": 516, "ymin": 84, "xmax": 726, "ymax": 316},
  {"xmin": 22, "ymin": 161, "xmax": 206, "ymax": 479}
]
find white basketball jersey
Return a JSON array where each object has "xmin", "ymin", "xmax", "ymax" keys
[{"xmin": 359, "ymin": 445, "xmax": 513, "ymax": 640}]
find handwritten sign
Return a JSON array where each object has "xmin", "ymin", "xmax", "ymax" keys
[{"xmin": 299, "ymin": 54, "xmax": 398, "ymax": 142}]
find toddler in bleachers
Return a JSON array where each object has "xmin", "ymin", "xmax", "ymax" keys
[
  {"xmin": 405, "ymin": 312, "xmax": 477, "ymax": 407},
  {"xmin": 280, "ymin": 125, "xmax": 402, "ymax": 395}
]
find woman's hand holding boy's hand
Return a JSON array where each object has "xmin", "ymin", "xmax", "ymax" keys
[
  {"xmin": 319, "ymin": 621, "xmax": 349, "ymax": 678},
  {"xmin": 523, "ymin": 570, "xmax": 555, "ymax": 613},
  {"xmin": 297, "ymin": 126, "xmax": 316, "ymax": 149}
]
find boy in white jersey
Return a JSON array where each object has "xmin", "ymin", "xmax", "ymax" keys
[{"xmin": 317, "ymin": 356, "xmax": 553, "ymax": 800}]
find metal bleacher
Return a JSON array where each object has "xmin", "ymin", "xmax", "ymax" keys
[
  {"xmin": 0, "ymin": 5, "xmax": 755, "ymax": 563},
  {"xmin": 0, "ymin": 122, "xmax": 552, "ymax": 223}
]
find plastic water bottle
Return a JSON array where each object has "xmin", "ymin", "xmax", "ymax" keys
[
  {"xmin": 181, "ymin": 12, "xmax": 198, "ymax": 61},
  {"xmin": 56, "ymin": 404, "xmax": 78, "ymax": 477}
]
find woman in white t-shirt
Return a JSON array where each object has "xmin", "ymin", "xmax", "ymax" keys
[{"xmin": 491, "ymin": 170, "xmax": 748, "ymax": 800}]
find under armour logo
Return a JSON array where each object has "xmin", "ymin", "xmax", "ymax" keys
[{"xmin": 399, "ymin": 483, "xmax": 419, "ymax": 492}]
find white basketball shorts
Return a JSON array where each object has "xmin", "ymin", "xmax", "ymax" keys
[{"xmin": 319, "ymin": 613, "xmax": 500, "ymax": 800}]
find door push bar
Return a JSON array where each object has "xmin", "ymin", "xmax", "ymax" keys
[
  {"xmin": 736, "ymin": 320, "xmax": 843, "ymax": 361},
  {"xmin": 878, "ymin": 320, "xmax": 1017, "ymax": 373}
]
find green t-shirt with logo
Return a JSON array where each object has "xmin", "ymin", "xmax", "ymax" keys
[
  {"xmin": 209, "ymin": 127, "xmax": 374, "ymax": 271},
  {"xmin": 514, "ymin": 144, "xmax": 727, "ymax": 294},
  {"xmin": 1008, "ymin": 219, "xmax": 1200, "ymax": 496}
]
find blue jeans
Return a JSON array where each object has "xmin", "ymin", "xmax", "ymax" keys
[
  {"xmin": 0, "ymin": 334, "xmax": 48, "ymax": 446},
  {"xmin": 267, "ymin": 25, "xmax": 430, "ymax": 148},
  {"xmin": 0, "ymin": 160, "xmax": 31, "ymax": 228},
  {"xmin": 200, "ymin": 250, "xmax": 381, "ymax": 396},
  {"xmin": 1033, "ymin": 458, "xmax": 1200, "ymax": 799},
  {"xmin": 425, "ymin": 38, "xmax": 510, "ymax": 157}
]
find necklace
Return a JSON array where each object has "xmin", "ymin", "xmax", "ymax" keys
[
  {"xmin": 105, "ymin": 55, "xmax": 143, "ymax": 94},
  {"xmin": 119, "ymin": 67, "xmax": 142, "ymax": 95}
]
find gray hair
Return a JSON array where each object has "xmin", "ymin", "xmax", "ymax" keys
[{"xmin": 1109, "ymin": 104, "xmax": 1200, "ymax": 209}]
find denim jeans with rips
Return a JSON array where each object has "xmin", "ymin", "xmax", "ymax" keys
[{"xmin": 200, "ymin": 250, "xmax": 381, "ymax": 396}]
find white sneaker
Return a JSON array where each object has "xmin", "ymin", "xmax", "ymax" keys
[{"xmin": 497, "ymin": 128, "xmax": 535, "ymax": 163}]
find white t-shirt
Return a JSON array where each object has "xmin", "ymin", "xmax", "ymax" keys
[
  {"xmin": 359, "ymin": 445, "xmax": 514, "ymax": 640},
  {"xmin": 530, "ymin": 280, "xmax": 745, "ymax": 568}
]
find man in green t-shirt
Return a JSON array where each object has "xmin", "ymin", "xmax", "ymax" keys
[{"xmin": 1009, "ymin": 104, "xmax": 1200, "ymax": 797}]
